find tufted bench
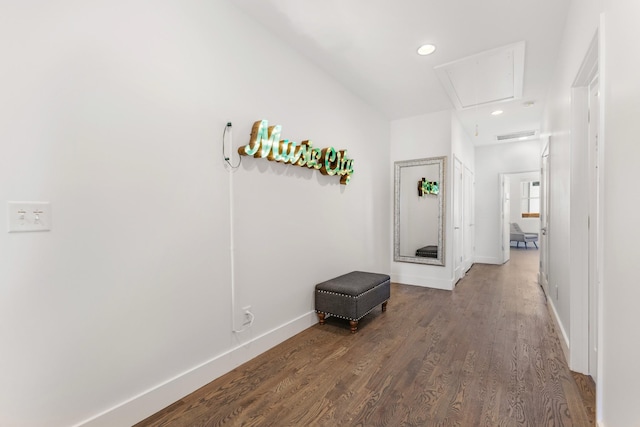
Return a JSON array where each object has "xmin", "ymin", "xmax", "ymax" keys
[
  {"xmin": 315, "ymin": 271, "xmax": 390, "ymax": 333},
  {"xmin": 416, "ymin": 245, "xmax": 438, "ymax": 258}
]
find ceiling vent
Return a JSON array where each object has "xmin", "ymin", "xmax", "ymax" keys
[
  {"xmin": 496, "ymin": 130, "xmax": 537, "ymax": 141},
  {"xmin": 435, "ymin": 42, "xmax": 525, "ymax": 110}
]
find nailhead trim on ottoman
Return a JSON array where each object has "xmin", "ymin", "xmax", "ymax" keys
[{"xmin": 315, "ymin": 271, "xmax": 390, "ymax": 333}]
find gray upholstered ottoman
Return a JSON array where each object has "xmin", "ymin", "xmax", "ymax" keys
[{"xmin": 315, "ymin": 271, "xmax": 390, "ymax": 333}]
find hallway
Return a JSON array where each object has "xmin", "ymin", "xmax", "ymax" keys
[{"xmin": 138, "ymin": 251, "xmax": 594, "ymax": 426}]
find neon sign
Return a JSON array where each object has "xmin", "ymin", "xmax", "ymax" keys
[
  {"xmin": 418, "ymin": 178, "xmax": 439, "ymax": 196},
  {"xmin": 238, "ymin": 120, "xmax": 354, "ymax": 185}
]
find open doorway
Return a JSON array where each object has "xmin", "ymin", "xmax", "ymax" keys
[
  {"xmin": 569, "ymin": 30, "xmax": 601, "ymax": 385},
  {"xmin": 500, "ymin": 171, "xmax": 541, "ymax": 264},
  {"xmin": 539, "ymin": 140, "xmax": 550, "ymax": 298}
]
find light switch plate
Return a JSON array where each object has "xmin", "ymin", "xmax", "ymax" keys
[{"xmin": 7, "ymin": 201, "xmax": 52, "ymax": 232}]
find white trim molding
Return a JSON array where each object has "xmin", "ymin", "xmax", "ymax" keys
[
  {"xmin": 390, "ymin": 273, "xmax": 454, "ymax": 291},
  {"xmin": 547, "ymin": 297, "xmax": 570, "ymax": 362},
  {"xmin": 73, "ymin": 311, "xmax": 318, "ymax": 427}
]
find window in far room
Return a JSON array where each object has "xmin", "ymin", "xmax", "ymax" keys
[{"xmin": 521, "ymin": 181, "xmax": 540, "ymax": 218}]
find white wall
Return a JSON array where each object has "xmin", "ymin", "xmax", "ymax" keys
[
  {"xmin": 600, "ymin": 1, "xmax": 640, "ymax": 425},
  {"xmin": 543, "ymin": 0, "xmax": 640, "ymax": 425},
  {"xmin": 474, "ymin": 140, "xmax": 542, "ymax": 264},
  {"xmin": 451, "ymin": 113, "xmax": 475, "ymax": 172},
  {"xmin": 452, "ymin": 114, "xmax": 476, "ymax": 271},
  {"xmin": 541, "ymin": 0, "xmax": 602, "ymax": 374},
  {"xmin": 390, "ymin": 111, "xmax": 453, "ymax": 289},
  {"xmin": 0, "ymin": 2, "xmax": 390, "ymax": 426},
  {"xmin": 389, "ymin": 110, "xmax": 474, "ymax": 289}
]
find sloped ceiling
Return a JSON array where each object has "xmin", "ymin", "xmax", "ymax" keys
[{"xmin": 232, "ymin": 0, "xmax": 571, "ymax": 146}]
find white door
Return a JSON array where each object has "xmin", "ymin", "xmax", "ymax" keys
[
  {"xmin": 539, "ymin": 141, "xmax": 550, "ymax": 297},
  {"xmin": 500, "ymin": 174, "xmax": 511, "ymax": 264},
  {"xmin": 463, "ymin": 166, "xmax": 475, "ymax": 272},
  {"xmin": 453, "ymin": 158, "xmax": 463, "ymax": 283},
  {"xmin": 588, "ymin": 76, "xmax": 600, "ymax": 382}
]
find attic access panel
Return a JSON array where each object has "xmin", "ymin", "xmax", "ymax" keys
[{"xmin": 435, "ymin": 42, "xmax": 525, "ymax": 110}]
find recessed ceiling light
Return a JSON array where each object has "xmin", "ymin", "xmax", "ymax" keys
[
  {"xmin": 417, "ymin": 44, "xmax": 436, "ymax": 56},
  {"xmin": 491, "ymin": 110, "xmax": 503, "ymax": 116}
]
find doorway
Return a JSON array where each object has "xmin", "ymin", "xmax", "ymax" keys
[
  {"xmin": 587, "ymin": 75, "xmax": 599, "ymax": 382},
  {"xmin": 453, "ymin": 157, "xmax": 464, "ymax": 283},
  {"xmin": 463, "ymin": 165, "xmax": 475, "ymax": 273},
  {"xmin": 500, "ymin": 174, "xmax": 511, "ymax": 264},
  {"xmin": 500, "ymin": 171, "xmax": 541, "ymax": 265},
  {"xmin": 569, "ymin": 30, "xmax": 600, "ymax": 383},
  {"xmin": 539, "ymin": 140, "xmax": 550, "ymax": 298}
]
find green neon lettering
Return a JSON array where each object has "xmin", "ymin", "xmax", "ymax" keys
[
  {"xmin": 268, "ymin": 138, "xmax": 286, "ymax": 162},
  {"xmin": 338, "ymin": 153, "xmax": 348, "ymax": 175},
  {"xmin": 239, "ymin": 120, "xmax": 355, "ymax": 185},
  {"xmin": 297, "ymin": 141, "xmax": 311, "ymax": 167},
  {"xmin": 281, "ymin": 140, "xmax": 291, "ymax": 162},
  {"xmin": 346, "ymin": 158, "xmax": 354, "ymax": 174},
  {"xmin": 286, "ymin": 140, "xmax": 301, "ymax": 164},
  {"xmin": 239, "ymin": 120, "xmax": 266, "ymax": 156},
  {"xmin": 259, "ymin": 125, "xmax": 281, "ymax": 158},
  {"xmin": 238, "ymin": 120, "xmax": 281, "ymax": 159},
  {"xmin": 320, "ymin": 147, "xmax": 338, "ymax": 176},
  {"xmin": 310, "ymin": 148, "xmax": 322, "ymax": 170}
]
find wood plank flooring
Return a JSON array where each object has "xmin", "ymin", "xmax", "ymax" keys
[{"xmin": 136, "ymin": 249, "xmax": 595, "ymax": 426}]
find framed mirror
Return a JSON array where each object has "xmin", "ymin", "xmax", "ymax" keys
[{"xmin": 394, "ymin": 156, "xmax": 446, "ymax": 266}]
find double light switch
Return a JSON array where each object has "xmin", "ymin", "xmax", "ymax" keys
[{"xmin": 7, "ymin": 201, "xmax": 52, "ymax": 232}]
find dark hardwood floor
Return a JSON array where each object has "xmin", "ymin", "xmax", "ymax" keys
[{"xmin": 136, "ymin": 249, "xmax": 595, "ymax": 426}]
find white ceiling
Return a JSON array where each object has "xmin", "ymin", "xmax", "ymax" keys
[
  {"xmin": 434, "ymin": 42, "xmax": 525, "ymax": 110},
  {"xmin": 232, "ymin": 0, "xmax": 572, "ymax": 146}
]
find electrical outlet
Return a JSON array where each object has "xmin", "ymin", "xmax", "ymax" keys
[{"xmin": 242, "ymin": 306, "xmax": 253, "ymax": 325}]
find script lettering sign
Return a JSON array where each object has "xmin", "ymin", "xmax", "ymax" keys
[{"xmin": 238, "ymin": 120, "xmax": 354, "ymax": 185}]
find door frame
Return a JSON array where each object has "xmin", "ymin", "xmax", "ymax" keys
[
  {"xmin": 587, "ymin": 75, "xmax": 600, "ymax": 382},
  {"xmin": 569, "ymin": 29, "xmax": 603, "ymax": 384},
  {"xmin": 539, "ymin": 139, "xmax": 550, "ymax": 298},
  {"xmin": 463, "ymin": 165, "xmax": 475, "ymax": 272},
  {"xmin": 499, "ymin": 173, "xmax": 511, "ymax": 264},
  {"xmin": 453, "ymin": 156, "xmax": 464, "ymax": 283},
  {"xmin": 500, "ymin": 171, "xmax": 540, "ymax": 264}
]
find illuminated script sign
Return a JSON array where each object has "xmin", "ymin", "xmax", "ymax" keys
[
  {"xmin": 418, "ymin": 178, "xmax": 439, "ymax": 197},
  {"xmin": 238, "ymin": 119, "xmax": 354, "ymax": 185}
]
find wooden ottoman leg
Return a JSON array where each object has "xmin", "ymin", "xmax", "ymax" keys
[
  {"xmin": 317, "ymin": 312, "xmax": 325, "ymax": 325},
  {"xmin": 349, "ymin": 320, "xmax": 358, "ymax": 333},
  {"xmin": 382, "ymin": 301, "xmax": 388, "ymax": 312}
]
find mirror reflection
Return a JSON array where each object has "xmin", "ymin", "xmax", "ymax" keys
[{"xmin": 394, "ymin": 157, "xmax": 446, "ymax": 266}]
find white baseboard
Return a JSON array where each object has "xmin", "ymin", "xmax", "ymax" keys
[
  {"xmin": 547, "ymin": 297, "xmax": 570, "ymax": 362},
  {"xmin": 474, "ymin": 256, "xmax": 503, "ymax": 265},
  {"xmin": 74, "ymin": 311, "xmax": 318, "ymax": 427},
  {"xmin": 390, "ymin": 273, "xmax": 453, "ymax": 290}
]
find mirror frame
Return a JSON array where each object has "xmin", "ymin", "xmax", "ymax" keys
[{"xmin": 393, "ymin": 156, "xmax": 446, "ymax": 266}]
